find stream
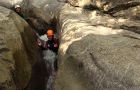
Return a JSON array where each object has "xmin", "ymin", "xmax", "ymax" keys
[{"xmin": 25, "ymin": 17, "xmax": 58, "ymax": 90}]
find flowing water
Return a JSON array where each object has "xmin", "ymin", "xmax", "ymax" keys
[
  {"xmin": 28, "ymin": 49, "xmax": 57, "ymax": 90},
  {"xmin": 43, "ymin": 50, "xmax": 57, "ymax": 90}
]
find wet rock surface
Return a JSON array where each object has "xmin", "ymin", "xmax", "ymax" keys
[{"xmin": 28, "ymin": 60, "xmax": 49, "ymax": 90}]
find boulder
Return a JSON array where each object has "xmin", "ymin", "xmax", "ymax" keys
[
  {"xmin": 67, "ymin": 0, "xmax": 91, "ymax": 7},
  {"xmin": 0, "ymin": 6, "xmax": 40, "ymax": 90},
  {"xmin": 0, "ymin": 0, "xmax": 23, "ymax": 8},
  {"xmin": 55, "ymin": 3, "xmax": 140, "ymax": 90},
  {"xmin": 66, "ymin": 0, "xmax": 140, "ymax": 12},
  {"xmin": 30, "ymin": 0, "xmax": 65, "ymax": 21}
]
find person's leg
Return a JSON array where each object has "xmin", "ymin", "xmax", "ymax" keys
[{"xmin": 54, "ymin": 56, "xmax": 58, "ymax": 71}]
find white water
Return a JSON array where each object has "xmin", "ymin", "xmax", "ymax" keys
[{"xmin": 42, "ymin": 49, "xmax": 57, "ymax": 90}]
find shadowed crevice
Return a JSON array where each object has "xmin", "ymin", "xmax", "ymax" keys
[{"xmin": 0, "ymin": 48, "xmax": 10, "ymax": 53}]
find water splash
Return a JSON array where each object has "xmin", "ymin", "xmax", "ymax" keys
[
  {"xmin": 43, "ymin": 49, "xmax": 56, "ymax": 71},
  {"xmin": 42, "ymin": 49, "xmax": 57, "ymax": 90}
]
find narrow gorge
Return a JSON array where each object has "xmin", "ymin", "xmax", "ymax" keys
[{"xmin": 0, "ymin": 0, "xmax": 140, "ymax": 90}]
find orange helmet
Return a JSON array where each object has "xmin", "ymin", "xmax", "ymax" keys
[{"xmin": 46, "ymin": 29, "xmax": 54, "ymax": 36}]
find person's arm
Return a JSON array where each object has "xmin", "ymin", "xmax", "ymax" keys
[
  {"xmin": 54, "ymin": 38, "xmax": 59, "ymax": 48},
  {"xmin": 37, "ymin": 38, "xmax": 42, "ymax": 46}
]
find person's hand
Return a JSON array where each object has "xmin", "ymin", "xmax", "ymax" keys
[
  {"xmin": 48, "ymin": 44, "xmax": 50, "ymax": 47},
  {"xmin": 54, "ymin": 44, "xmax": 58, "ymax": 47},
  {"xmin": 37, "ymin": 39, "xmax": 41, "ymax": 46}
]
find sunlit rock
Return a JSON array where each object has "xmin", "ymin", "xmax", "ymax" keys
[
  {"xmin": 67, "ymin": 0, "xmax": 91, "ymax": 7},
  {"xmin": 54, "ymin": 2, "xmax": 140, "ymax": 90},
  {"xmin": 0, "ymin": 0, "xmax": 23, "ymax": 8}
]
